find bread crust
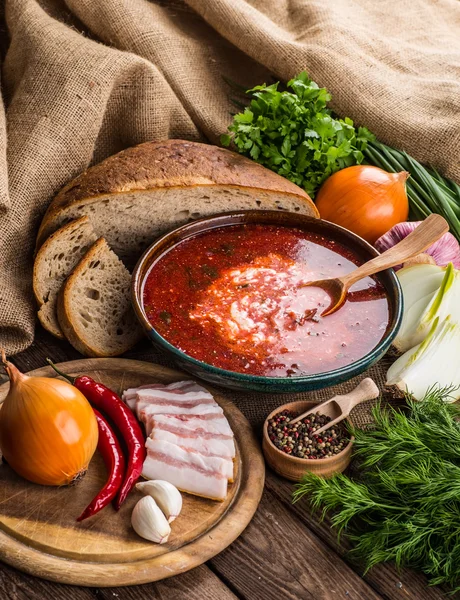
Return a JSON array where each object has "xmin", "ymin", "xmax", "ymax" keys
[
  {"xmin": 57, "ymin": 238, "xmax": 142, "ymax": 357},
  {"xmin": 57, "ymin": 238, "xmax": 105, "ymax": 357},
  {"xmin": 33, "ymin": 215, "xmax": 91, "ymax": 305},
  {"xmin": 37, "ymin": 140, "xmax": 317, "ymax": 245},
  {"xmin": 33, "ymin": 215, "xmax": 100, "ymax": 339},
  {"xmin": 37, "ymin": 305, "xmax": 65, "ymax": 340},
  {"xmin": 37, "ymin": 304, "xmax": 65, "ymax": 340}
]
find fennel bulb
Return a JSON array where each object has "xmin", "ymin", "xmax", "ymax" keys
[
  {"xmin": 386, "ymin": 316, "xmax": 460, "ymax": 401},
  {"xmin": 393, "ymin": 262, "xmax": 460, "ymax": 353}
]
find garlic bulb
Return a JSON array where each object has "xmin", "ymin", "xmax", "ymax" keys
[
  {"xmin": 375, "ymin": 222, "xmax": 460, "ymax": 270},
  {"xmin": 136, "ymin": 480, "xmax": 182, "ymax": 523},
  {"xmin": 131, "ymin": 496, "xmax": 171, "ymax": 543}
]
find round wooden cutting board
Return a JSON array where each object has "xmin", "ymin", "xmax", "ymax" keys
[{"xmin": 0, "ymin": 358, "xmax": 265, "ymax": 587}]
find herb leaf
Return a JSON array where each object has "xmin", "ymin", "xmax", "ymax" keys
[
  {"xmin": 201, "ymin": 264, "xmax": 218, "ymax": 279},
  {"xmin": 293, "ymin": 386, "xmax": 460, "ymax": 592},
  {"xmin": 159, "ymin": 310, "xmax": 171, "ymax": 325},
  {"xmin": 222, "ymin": 72, "xmax": 374, "ymax": 197}
]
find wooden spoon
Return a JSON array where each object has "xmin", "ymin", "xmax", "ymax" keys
[
  {"xmin": 290, "ymin": 378, "xmax": 380, "ymax": 436},
  {"xmin": 302, "ymin": 213, "xmax": 449, "ymax": 317}
]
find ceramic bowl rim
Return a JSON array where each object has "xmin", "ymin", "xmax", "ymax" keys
[
  {"xmin": 262, "ymin": 400, "xmax": 354, "ymax": 465},
  {"xmin": 131, "ymin": 210, "xmax": 403, "ymax": 386}
]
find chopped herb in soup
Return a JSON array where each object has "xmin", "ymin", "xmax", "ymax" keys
[{"xmin": 143, "ymin": 224, "xmax": 389, "ymax": 377}]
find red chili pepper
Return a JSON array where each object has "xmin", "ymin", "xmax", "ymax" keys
[
  {"xmin": 77, "ymin": 409, "xmax": 125, "ymax": 521},
  {"xmin": 47, "ymin": 360, "xmax": 146, "ymax": 509}
]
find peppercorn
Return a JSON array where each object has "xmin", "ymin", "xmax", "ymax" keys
[{"xmin": 267, "ymin": 409, "xmax": 349, "ymax": 459}]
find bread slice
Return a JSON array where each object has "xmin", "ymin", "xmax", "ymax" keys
[
  {"xmin": 57, "ymin": 238, "xmax": 143, "ymax": 357},
  {"xmin": 36, "ymin": 140, "xmax": 318, "ymax": 265},
  {"xmin": 33, "ymin": 216, "xmax": 98, "ymax": 339}
]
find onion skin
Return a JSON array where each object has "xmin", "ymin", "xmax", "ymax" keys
[
  {"xmin": 316, "ymin": 166, "xmax": 409, "ymax": 244},
  {"xmin": 375, "ymin": 221, "xmax": 460, "ymax": 269},
  {"xmin": 0, "ymin": 357, "xmax": 98, "ymax": 486}
]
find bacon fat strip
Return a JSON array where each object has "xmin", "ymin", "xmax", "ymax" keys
[
  {"xmin": 142, "ymin": 411, "xmax": 229, "ymax": 438},
  {"xmin": 122, "ymin": 381, "xmax": 209, "ymax": 409},
  {"xmin": 139, "ymin": 403, "xmax": 224, "ymax": 436},
  {"xmin": 150, "ymin": 428, "xmax": 234, "ymax": 480},
  {"xmin": 152, "ymin": 413, "xmax": 233, "ymax": 438},
  {"xmin": 151, "ymin": 421, "xmax": 235, "ymax": 458},
  {"xmin": 143, "ymin": 438, "xmax": 229, "ymax": 501}
]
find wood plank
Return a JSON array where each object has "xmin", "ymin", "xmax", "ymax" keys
[
  {"xmin": 209, "ymin": 487, "xmax": 382, "ymax": 600},
  {"xmin": 0, "ymin": 561, "xmax": 94, "ymax": 600},
  {"xmin": 6, "ymin": 328, "xmax": 85, "ymax": 373},
  {"xmin": 1, "ymin": 326, "xmax": 165, "ymax": 384},
  {"xmin": 264, "ymin": 469, "xmax": 446, "ymax": 600},
  {"xmin": 0, "ymin": 560, "xmax": 236, "ymax": 600},
  {"xmin": 95, "ymin": 565, "xmax": 238, "ymax": 600}
]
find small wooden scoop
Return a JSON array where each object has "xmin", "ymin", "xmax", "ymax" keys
[
  {"xmin": 303, "ymin": 213, "xmax": 448, "ymax": 317},
  {"xmin": 289, "ymin": 378, "xmax": 380, "ymax": 436}
]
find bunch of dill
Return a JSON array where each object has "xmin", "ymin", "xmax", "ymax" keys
[{"xmin": 293, "ymin": 387, "xmax": 460, "ymax": 591}]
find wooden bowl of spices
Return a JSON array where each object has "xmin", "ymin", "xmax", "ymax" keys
[{"xmin": 262, "ymin": 400, "xmax": 354, "ymax": 481}]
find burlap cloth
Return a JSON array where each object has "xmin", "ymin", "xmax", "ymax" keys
[{"xmin": 0, "ymin": 0, "xmax": 459, "ymax": 420}]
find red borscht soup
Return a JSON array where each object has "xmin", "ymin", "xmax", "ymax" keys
[{"xmin": 143, "ymin": 224, "xmax": 389, "ymax": 377}]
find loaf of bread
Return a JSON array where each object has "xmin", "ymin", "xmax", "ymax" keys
[
  {"xmin": 57, "ymin": 238, "xmax": 143, "ymax": 357},
  {"xmin": 36, "ymin": 140, "xmax": 318, "ymax": 265},
  {"xmin": 33, "ymin": 216, "xmax": 98, "ymax": 339},
  {"xmin": 35, "ymin": 139, "xmax": 317, "ymax": 357}
]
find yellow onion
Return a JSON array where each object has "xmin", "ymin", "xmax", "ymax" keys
[
  {"xmin": 316, "ymin": 165, "xmax": 409, "ymax": 244},
  {"xmin": 0, "ymin": 351, "xmax": 98, "ymax": 486}
]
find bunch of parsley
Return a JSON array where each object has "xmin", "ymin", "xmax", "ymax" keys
[
  {"xmin": 221, "ymin": 72, "xmax": 374, "ymax": 197},
  {"xmin": 293, "ymin": 387, "xmax": 460, "ymax": 592}
]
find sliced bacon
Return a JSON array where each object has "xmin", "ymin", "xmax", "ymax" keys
[
  {"xmin": 122, "ymin": 381, "xmax": 209, "ymax": 410},
  {"xmin": 122, "ymin": 383, "xmax": 166, "ymax": 410},
  {"xmin": 136, "ymin": 389, "xmax": 215, "ymax": 409},
  {"xmin": 140, "ymin": 403, "xmax": 223, "ymax": 435},
  {"xmin": 123, "ymin": 380, "xmax": 236, "ymax": 500},
  {"xmin": 151, "ymin": 427, "xmax": 235, "ymax": 469},
  {"xmin": 143, "ymin": 438, "xmax": 228, "ymax": 501},
  {"xmin": 152, "ymin": 413, "xmax": 234, "ymax": 439},
  {"xmin": 151, "ymin": 417, "xmax": 235, "ymax": 460}
]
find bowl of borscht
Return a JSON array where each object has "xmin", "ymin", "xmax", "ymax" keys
[{"xmin": 132, "ymin": 211, "xmax": 402, "ymax": 393}]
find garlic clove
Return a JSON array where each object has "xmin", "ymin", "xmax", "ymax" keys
[
  {"xmin": 136, "ymin": 480, "xmax": 182, "ymax": 523},
  {"xmin": 131, "ymin": 496, "xmax": 171, "ymax": 543}
]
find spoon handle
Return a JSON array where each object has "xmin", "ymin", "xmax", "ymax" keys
[
  {"xmin": 341, "ymin": 214, "xmax": 448, "ymax": 288},
  {"xmin": 289, "ymin": 378, "xmax": 379, "ymax": 426},
  {"xmin": 312, "ymin": 378, "xmax": 380, "ymax": 437},
  {"xmin": 332, "ymin": 378, "xmax": 380, "ymax": 417}
]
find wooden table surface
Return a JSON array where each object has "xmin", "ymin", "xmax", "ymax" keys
[{"xmin": 0, "ymin": 327, "xmax": 451, "ymax": 600}]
